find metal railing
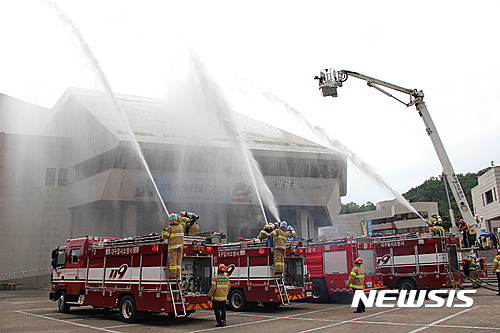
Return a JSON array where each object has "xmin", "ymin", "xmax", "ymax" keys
[{"xmin": 0, "ymin": 267, "xmax": 50, "ymax": 281}]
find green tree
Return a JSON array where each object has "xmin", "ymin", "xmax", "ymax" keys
[
  {"xmin": 341, "ymin": 201, "xmax": 376, "ymax": 214},
  {"xmin": 403, "ymin": 168, "xmax": 491, "ymax": 227}
]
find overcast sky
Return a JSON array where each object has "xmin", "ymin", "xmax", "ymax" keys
[{"xmin": 1, "ymin": 0, "xmax": 499, "ymax": 205}]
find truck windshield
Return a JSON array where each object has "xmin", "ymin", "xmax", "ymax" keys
[{"xmin": 56, "ymin": 250, "xmax": 66, "ymax": 267}]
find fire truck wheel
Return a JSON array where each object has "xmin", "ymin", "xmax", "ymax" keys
[
  {"xmin": 397, "ymin": 278, "xmax": 417, "ymax": 291},
  {"xmin": 312, "ymin": 279, "xmax": 329, "ymax": 302},
  {"xmin": 228, "ymin": 289, "xmax": 247, "ymax": 311},
  {"xmin": 57, "ymin": 291, "xmax": 71, "ymax": 313},
  {"xmin": 119, "ymin": 295, "xmax": 140, "ymax": 323}
]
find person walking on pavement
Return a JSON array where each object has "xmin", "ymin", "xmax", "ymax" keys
[
  {"xmin": 208, "ymin": 264, "xmax": 231, "ymax": 327},
  {"xmin": 162, "ymin": 213, "xmax": 184, "ymax": 280},
  {"xmin": 492, "ymin": 249, "xmax": 500, "ymax": 295},
  {"xmin": 347, "ymin": 258, "xmax": 365, "ymax": 313}
]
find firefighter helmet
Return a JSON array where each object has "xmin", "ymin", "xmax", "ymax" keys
[
  {"xmin": 218, "ymin": 264, "xmax": 227, "ymax": 272},
  {"xmin": 169, "ymin": 213, "xmax": 178, "ymax": 220},
  {"xmin": 280, "ymin": 221, "xmax": 288, "ymax": 227},
  {"xmin": 459, "ymin": 219, "xmax": 465, "ymax": 223},
  {"xmin": 354, "ymin": 258, "xmax": 363, "ymax": 264}
]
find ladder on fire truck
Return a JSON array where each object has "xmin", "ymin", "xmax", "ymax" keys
[
  {"xmin": 94, "ymin": 234, "xmax": 198, "ymax": 317},
  {"xmin": 168, "ymin": 280, "xmax": 187, "ymax": 317},
  {"xmin": 275, "ymin": 276, "xmax": 290, "ymax": 305},
  {"xmin": 439, "ymin": 234, "xmax": 460, "ymax": 290}
]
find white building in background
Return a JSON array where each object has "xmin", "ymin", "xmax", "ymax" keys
[
  {"xmin": 319, "ymin": 199, "xmax": 436, "ymax": 238},
  {"xmin": 0, "ymin": 89, "xmax": 347, "ymax": 285},
  {"xmin": 472, "ymin": 166, "xmax": 500, "ymax": 233}
]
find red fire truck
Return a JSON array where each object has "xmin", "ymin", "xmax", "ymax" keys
[
  {"xmin": 305, "ymin": 235, "xmax": 385, "ymax": 302},
  {"xmin": 211, "ymin": 240, "xmax": 313, "ymax": 311},
  {"xmin": 373, "ymin": 233, "xmax": 464, "ymax": 290},
  {"xmin": 50, "ymin": 234, "xmax": 214, "ymax": 323}
]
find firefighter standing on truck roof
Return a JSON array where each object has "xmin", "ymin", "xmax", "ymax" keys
[
  {"xmin": 347, "ymin": 258, "xmax": 365, "ymax": 313},
  {"xmin": 265, "ymin": 221, "xmax": 290, "ymax": 275},
  {"xmin": 428, "ymin": 214, "xmax": 444, "ymax": 235},
  {"xmin": 180, "ymin": 211, "xmax": 200, "ymax": 236},
  {"xmin": 162, "ymin": 213, "xmax": 184, "ymax": 280},
  {"xmin": 208, "ymin": 264, "xmax": 231, "ymax": 327},
  {"xmin": 492, "ymin": 249, "xmax": 500, "ymax": 295}
]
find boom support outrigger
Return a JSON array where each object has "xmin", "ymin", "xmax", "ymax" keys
[{"xmin": 315, "ymin": 69, "xmax": 479, "ymax": 239}]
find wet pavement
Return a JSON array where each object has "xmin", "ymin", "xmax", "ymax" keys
[{"xmin": 1, "ymin": 287, "xmax": 499, "ymax": 332}]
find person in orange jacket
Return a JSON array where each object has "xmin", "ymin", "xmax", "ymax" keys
[
  {"xmin": 347, "ymin": 258, "xmax": 365, "ymax": 313},
  {"xmin": 208, "ymin": 264, "xmax": 231, "ymax": 327},
  {"xmin": 458, "ymin": 219, "xmax": 469, "ymax": 247}
]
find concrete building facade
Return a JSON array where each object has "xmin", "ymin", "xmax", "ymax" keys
[
  {"xmin": 319, "ymin": 199, "xmax": 437, "ymax": 238},
  {"xmin": 0, "ymin": 89, "xmax": 347, "ymax": 281},
  {"xmin": 472, "ymin": 166, "xmax": 500, "ymax": 233}
]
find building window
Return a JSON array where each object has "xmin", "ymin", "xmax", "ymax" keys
[
  {"xmin": 45, "ymin": 168, "xmax": 56, "ymax": 185},
  {"xmin": 58, "ymin": 168, "xmax": 68, "ymax": 185},
  {"xmin": 485, "ymin": 189, "xmax": 494, "ymax": 204}
]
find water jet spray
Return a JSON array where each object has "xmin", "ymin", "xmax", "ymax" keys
[{"xmin": 42, "ymin": 1, "xmax": 169, "ymax": 218}]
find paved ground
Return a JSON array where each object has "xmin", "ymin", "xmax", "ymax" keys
[{"xmin": 1, "ymin": 287, "xmax": 499, "ymax": 333}]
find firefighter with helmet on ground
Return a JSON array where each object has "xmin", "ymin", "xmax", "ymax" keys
[
  {"xmin": 462, "ymin": 253, "xmax": 480, "ymax": 288},
  {"xmin": 161, "ymin": 213, "xmax": 184, "ymax": 280},
  {"xmin": 492, "ymin": 249, "xmax": 500, "ymax": 295},
  {"xmin": 347, "ymin": 257, "xmax": 365, "ymax": 313},
  {"xmin": 263, "ymin": 221, "xmax": 290, "ymax": 275},
  {"xmin": 208, "ymin": 264, "xmax": 231, "ymax": 327}
]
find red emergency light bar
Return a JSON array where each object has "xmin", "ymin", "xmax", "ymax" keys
[{"xmin": 193, "ymin": 245, "xmax": 204, "ymax": 253}]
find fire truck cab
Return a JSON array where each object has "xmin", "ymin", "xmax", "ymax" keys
[
  {"xmin": 373, "ymin": 233, "xmax": 464, "ymax": 290},
  {"xmin": 305, "ymin": 235, "xmax": 384, "ymax": 302},
  {"xmin": 212, "ymin": 240, "xmax": 312, "ymax": 311},
  {"xmin": 50, "ymin": 234, "xmax": 214, "ymax": 323}
]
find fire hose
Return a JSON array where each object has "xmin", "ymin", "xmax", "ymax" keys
[{"xmin": 450, "ymin": 267, "xmax": 498, "ymax": 292}]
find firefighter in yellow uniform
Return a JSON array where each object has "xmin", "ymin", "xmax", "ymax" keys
[
  {"xmin": 347, "ymin": 258, "xmax": 365, "ymax": 313},
  {"xmin": 428, "ymin": 214, "xmax": 444, "ymax": 235},
  {"xmin": 492, "ymin": 249, "xmax": 500, "ymax": 295},
  {"xmin": 162, "ymin": 213, "xmax": 184, "ymax": 280},
  {"xmin": 463, "ymin": 254, "xmax": 480, "ymax": 288},
  {"xmin": 178, "ymin": 216, "xmax": 189, "ymax": 234},
  {"xmin": 179, "ymin": 211, "xmax": 200, "ymax": 236},
  {"xmin": 208, "ymin": 264, "xmax": 231, "ymax": 327},
  {"xmin": 266, "ymin": 221, "xmax": 290, "ymax": 275},
  {"xmin": 257, "ymin": 223, "xmax": 273, "ymax": 240}
]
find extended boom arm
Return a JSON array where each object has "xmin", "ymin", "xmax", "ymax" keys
[{"xmin": 315, "ymin": 68, "xmax": 478, "ymax": 234}]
